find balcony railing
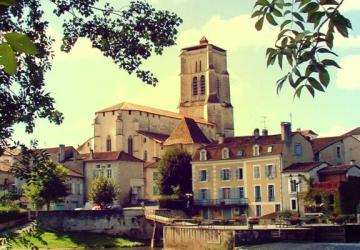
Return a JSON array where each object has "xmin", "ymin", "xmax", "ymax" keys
[{"xmin": 194, "ymin": 198, "xmax": 248, "ymax": 207}]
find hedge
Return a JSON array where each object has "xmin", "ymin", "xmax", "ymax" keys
[{"xmin": 0, "ymin": 206, "xmax": 27, "ymax": 224}]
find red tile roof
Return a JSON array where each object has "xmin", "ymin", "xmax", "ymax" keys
[
  {"xmin": 164, "ymin": 118, "xmax": 210, "ymax": 146},
  {"xmin": 66, "ymin": 168, "xmax": 83, "ymax": 178},
  {"xmin": 313, "ymin": 181, "xmax": 341, "ymax": 191},
  {"xmin": 95, "ymin": 102, "xmax": 214, "ymax": 126},
  {"xmin": 137, "ymin": 130, "xmax": 169, "ymax": 143},
  {"xmin": 283, "ymin": 162, "xmax": 327, "ymax": 173},
  {"xmin": 193, "ymin": 133, "xmax": 292, "ymax": 161},
  {"xmin": 318, "ymin": 164, "xmax": 360, "ymax": 176},
  {"xmin": 82, "ymin": 151, "xmax": 143, "ymax": 163},
  {"xmin": 311, "ymin": 136, "xmax": 342, "ymax": 154},
  {"xmin": 342, "ymin": 127, "xmax": 360, "ymax": 136}
]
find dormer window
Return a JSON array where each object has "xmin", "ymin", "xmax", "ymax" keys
[
  {"xmin": 237, "ymin": 149, "xmax": 243, "ymax": 157},
  {"xmin": 222, "ymin": 147, "xmax": 229, "ymax": 159},
  {"xmin": 294, "ymin": 143, "xmax": 302, "ymax": 156},
  {"xmin": 267, "ymin": 146, "xmax": 273, "ymax": 153},
  {"xmin": 200, "ymin": 149, "xmax": 207, "ymax": 161},
  {"xmin": 253, "ymin": 144, "xmax": 260, "ymax": 156}
]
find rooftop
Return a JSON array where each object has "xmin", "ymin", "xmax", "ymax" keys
[
  {"xmin": 96, "ymin": 102, "xmax": 213, "ymax": 126},
  {"xmin": 137, "ymin": 130, "xmax": 169, "ymax": 143},
  {"xmin": 164, "ymin": 118, "xmax": 210, "ymax": 146},
  {"xmin": 283, "ymin": 162, "xmax": 327, "ymax": 173},
  {"xmin": 81, "ymin": 151, "xmax": 143, "ymax": 163},
  {"xmin": 318, "ymin": 164, "xmax": 360, "ymax": 176}
]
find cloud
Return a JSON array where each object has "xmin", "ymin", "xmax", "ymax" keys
[
  {"xmin": 336, "ymin": 55, "xmax": 360, "ymax": 90},
  {"xmin": 177, "ymin": 15, "xmax": 276, "ymax": 52}
]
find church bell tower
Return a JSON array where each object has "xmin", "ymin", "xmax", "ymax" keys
[{"xmin": 179, "ymin": 37, "xmax": 234, "ymax": 137}]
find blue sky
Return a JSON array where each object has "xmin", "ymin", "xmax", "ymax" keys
[{"xmin": 12, "ymin": 0, "xmax": 360, "ymax": 148}]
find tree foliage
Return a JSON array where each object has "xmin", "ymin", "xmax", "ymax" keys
[
  {"xmin": 88, "ymin": 176, "xmax": 118, "ymax": 208},
  {"xmin": 157, "ymin": 147, "xmax": 192, "ymax": 196},
  {"xmin": 252, "ymin": 0, "xmax": 351, "ymax": 97},
  {"xmin": 22, "ymin": 159, "xmax": 69, "ymax": 210},
  {"xmin": 0, "ymin": 0, "xmax": 182, "ymax": 155}
]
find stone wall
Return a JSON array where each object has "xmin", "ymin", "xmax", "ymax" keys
[
  {"xmin": 37, "ymin": 209, "xmax": 153, "ymax": 240},
  {"xmin": 163, "ymin": 226, "xmax": 234, "ymax": 250}
]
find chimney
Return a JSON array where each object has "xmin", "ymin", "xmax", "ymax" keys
[
  {"xmin": 59, "ymin": 144, "xmax": 65, "ymax": 162},
  {"xmin": 253, "ymin": 128, "xmax": 260, "ymax": 139},
  {"xmin": 216, "ymin": 133, "xmax": 225, "ymax": 144},
  {"xmin": 262, "ymin": 129, "xmax": 268, "ymax": 136},
  {"xmin": 73, "ymin": 150, "xmax": 78, "ymax": 162},
  {"xmin": 281, "ymin": 122, "xmax": 292, "ymax": 144},
  {"xmin": 90, "ymin": 149, "xmax": 94, "ymax": 160}
]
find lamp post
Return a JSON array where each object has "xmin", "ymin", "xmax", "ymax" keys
[{"xmin": 289, "ymin": 174, "xmax": 303, "ymax": 218}]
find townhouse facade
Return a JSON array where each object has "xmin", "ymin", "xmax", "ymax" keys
[{"xmin": 192, "ymin": 122, "xmax": 314, "ymax": 219}]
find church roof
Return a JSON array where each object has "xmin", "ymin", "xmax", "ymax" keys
[
  {"xmin": 96, "ymin": 102, "xmax": 214, "ymax": 126},
  {"xmin": 164, "ymin": 118, "xmax": 210, "ymax": 146},
  {"xmin": 82, "ymin": 151, "xmax": 143, "ymax": 163},
  {"xmin": 137, "ymin": 130, "xmax": 169, "ymax": 143}
]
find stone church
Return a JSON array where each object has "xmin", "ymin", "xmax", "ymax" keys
[{"xmin": 78, "ymin": 37, "xmax": 235, "ymax": 201}]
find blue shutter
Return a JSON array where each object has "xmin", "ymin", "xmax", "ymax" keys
[
  {"xmin": 206, "ymin": 189, "xmax": 210, "ymax": 200},
  {"xmin": 229, "ymin": 169, "xmax": 232, "ymax": 180},
  {"xmin": 218, "ymin": 188, "xmax": 223, "ymax": 199},
  {"xmin": 220, "ymin": 169, "xmax": 223, "ymax": 180},
  {"xmin": 235, "ymin": 168, "xmax": 239, "ymax": 179}
]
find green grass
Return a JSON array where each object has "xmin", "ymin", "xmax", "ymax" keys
[{"xmin": 9, "ymin": 230, "xmax": 144, "ymax": 249}]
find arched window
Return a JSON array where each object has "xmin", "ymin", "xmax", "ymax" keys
[
  {"xmin": 128, "ymin": 136, "xmax": 133, "ymax": 155},
  {"xmin": 106, "ymin": 136, "xmax": 112, "ymax": 152},
  {"xmin": 144, "ymin": 150, "xmax": 148, "ymax": 161},
  {"xmin": 200, "ymin": 75, "xmax": 206, "ymax": 95},
  {"xmin": 192, "ymin": 77, "xmax": 198, "ymax": 96},
  {"xmin": 195, "ymin": 61, "xmax": 198, "ymax": 72},
  {"xmin": 199, "ymin": 60, "xmax": 202, "ymax": 71}
]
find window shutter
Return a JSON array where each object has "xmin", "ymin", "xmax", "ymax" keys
[
  {"xmin": 218, "ymin": 188, "xmax": 223, "ymax": 199},
  {"xmin": 206, "ymin": 189, "xmax": 210, "ymax": 200},
  {"xmin": 198, "ymin": 189, "xmax": 202, "ymax": 200},
  {"xmin": 198, "ymin": 171, "xmax": 201, "ymax": 181},
  {"xmin": 80, "ymin": 183, "xmax": 83, "ymax": 195},
  {"xmin": 220, "ymin": 170, "xmax": 223, "ymax": 180},
  {"xmin": 229, "ymin": 170, "xmax": 232, "ymax": 179},
  {"xmin": 273, "ymin": 165, "xmax": 277, "ymax": 177},
  {"xmin": 71, "ymin": 183, "xmax": 75, "ymax": 194},
  {"xmin": 236, "ymin": 168, "xmax": 239, "ymax": 179}
]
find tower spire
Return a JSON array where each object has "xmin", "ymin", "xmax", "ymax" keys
[{"xmin": 199, "ymin": 36, "xmax": 208, "ymax": 44}]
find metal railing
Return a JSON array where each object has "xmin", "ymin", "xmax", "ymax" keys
[{"xmin": 194, "ymin": 198, "xmax": 248, "ymax": 206}]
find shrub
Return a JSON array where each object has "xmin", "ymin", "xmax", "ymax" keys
[{"xmin": 0, "ymin": 205, "xmax": 27, "ymax": 224}]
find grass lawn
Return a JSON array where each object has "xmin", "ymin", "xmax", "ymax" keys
[{"xmin": 9, "ymin": 230, "xmax": 144, "ymax": 249}]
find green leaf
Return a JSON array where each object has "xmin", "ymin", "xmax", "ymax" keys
[
  {"xmin": 266, "ymin": 13, "xmax": 278, "ymax": 26},
  {"xmin": 255, "ymin": 0, "xmax": 270, "ymax": 7},
  {"xmin": 319, "ymin": 69, "xmax": 330, "ymax": 87},
  {"xmin": 322, "ymin": 59, "xmax": 340, "ymax": 68},
  {"xmin": 0, "ymin": 0, "xmax": 16, "ymax": 6},
  {"xmin": 305, "ymin": 84, "xmax": 315, "ymax": 97},
  {"xmin": 334, "ymin": 22, "xmax": 349, "ymax": 37},
  {"xmin": 4, "ymin": 32, "xmax": 38, "ymax": 55},
  {"xmin": 271, "ymin": 8, "xmax": 282, "ymax": 17},
  {"xmin": 251, "ymin": 10, "xmax": 263, "ymax": 18},
  {"xmin": 0, "ymin": 43, "xmax": 17, "ymax": 75},
  {"xmin": 294, "ymin": 85, "xmax": 305, "ymax": 98},
  {"xmin": 280, "ymin": 20, "xmax": 291, "ymax": 30},
  {"xmin": 292, "ymin": 12, "xmax": 304, "ymax": 22},
  {"xmin": 317, "ymin": 47, "xmax": 338, "ymax": 56},
  {"xmin": 300, "ymin": 2, "xmax": 319, "ymax": 13},
  {"xmin": 255, "ymin": 16, "xmax": 265, "ymax": 31},
  {"xmin": 308, "ymin": 77, "xmax": 324, "ymax": 92}
]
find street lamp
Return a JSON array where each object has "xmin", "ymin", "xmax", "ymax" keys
[{"xmin": 289, "ymin": 174, "xmax": 303, "ymax": 218}]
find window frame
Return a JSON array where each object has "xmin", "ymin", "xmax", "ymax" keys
[
  {"xmin": 221, "ymin": 168, "xmax": 231, "ymax": 181},
  {"xmin": 255, "ymin": 185, "xmax": 261, "ymax": 202},
  {"xmin": 199, "ymin": 169, "xmax": 208, "ymax": 182},
  {"xmin": 253, "ymin": 144, "xmax": 260, "ymax": 156},
  {"xmin": 267, "ymin": 184, "xmax": 275, "ymax": 202},
  {"xmin": 253, "ymin": 165, "xmax": 260, "ymax": 179}
]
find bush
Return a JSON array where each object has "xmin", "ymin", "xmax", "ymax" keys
[
  {"xmin": 158, "ymin": 196, "xmax": 186, "ymax": 210},
  {"xmin": 0, "ymin": 205, "xmax": 27, "ymax": 224}
]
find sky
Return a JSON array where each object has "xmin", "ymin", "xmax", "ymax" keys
[{"xmin": 12, "ymin": 0, "xmax": 360, "ymax": 148}]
